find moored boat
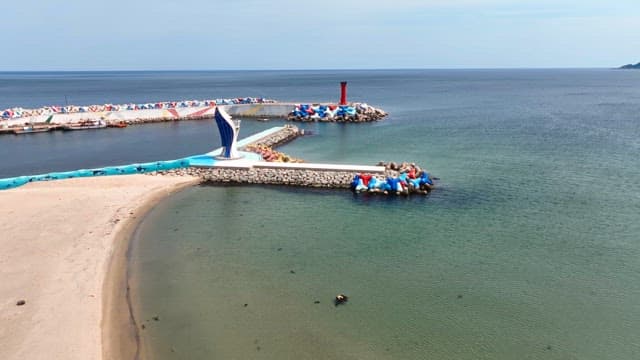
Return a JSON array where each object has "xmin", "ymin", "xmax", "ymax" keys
[
  {"xmin": 13, "ymin": 125, "xmax": 52, "ymax": 134},
  {"xmin": 107, "ymin": 121, "xmax": 128, "ymax": 128},
  {"xmin": 62, "ymin": 120, "xmax": 107, "ymax": 131}
]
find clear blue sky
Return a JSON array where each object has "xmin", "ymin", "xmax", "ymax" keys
[{"xmin": 2, "ymin": 0, "xmax": 639, "ymax": 70}]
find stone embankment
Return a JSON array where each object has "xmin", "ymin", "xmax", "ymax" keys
[
  {"xmin": 240, "ymin": 124, "xmax": 303, "ymax": 149},
  {"xmin": 287, "ymin": 103, "xmax": 387, "ymax": 123},
  {"xmin": 153, "ymin": 167, "xmax": 358, "ymax": 188},
  {"xmin": 148, "ymin": 125, "xmax": 436, "ymax": 195},
  {"xmin": 241, "ymin": 125, "xmax": 305, "ymax": 163}
]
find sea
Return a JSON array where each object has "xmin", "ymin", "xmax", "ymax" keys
[{"xmin": 1, "ymin": 70, "xmax": 639, "ymax": 359}]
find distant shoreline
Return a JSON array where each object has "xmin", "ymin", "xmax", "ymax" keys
[{"xmin": 618, "ymin": 62, "xmax": 640, "ymax": 69}]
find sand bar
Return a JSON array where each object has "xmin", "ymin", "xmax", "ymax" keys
[{"xmin": 0, "ymin": 175, "xmax": 199, "ymax": 360}]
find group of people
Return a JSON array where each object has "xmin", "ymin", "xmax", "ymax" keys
[
  {"xmin": 1, "ymin": 97, "xmax": 275, "ymax": 120},
  {"xmin": 351, "ymin": 167, "xmax": 435, "ymax": 195}
]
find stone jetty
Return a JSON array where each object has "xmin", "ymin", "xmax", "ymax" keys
[
  {"xmin": 239, "ymin": 124, "xmax": 303, "ymax": 150},
  {"xmin": 152, "ymin": 162, "xmax": 434, "ymax": 195},
  {"xmin": 148, "ymin": 124, "xmax": 435, "ymax": 195},
  {"xmin": 155, "ymin": 167, "xmax": 359, "ymax": 188},
  {"xmin": 287, "ymin": 103, "xmax": 387, "ymax": 123},
  {"xmin": 149, "ymin": 124, "xmax": 434, "ymax": 194},
  {"xmin": 2, "ymin": 101, "xmax": 389, "ymax": 136}
]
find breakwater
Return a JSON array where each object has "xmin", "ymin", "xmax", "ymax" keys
[
  {"xmin": 1, "ymin": 97, "xmax": 274, "ymax": 121},
  {"xmin": 287, "ymin": 103, "xmax": 387, "ymax": 123},
  {"xmin": 1, "ymin": 123, "xmax": 435, "ymax": 195},
  {"xmin": 239, "ymin": 124, "xmax": 303, "ymax": 149},
  {"xmin": 153, "ymin": 166, "xmax": 374, "ymax": 188},
  {"xmin": 1, "ymin": 102, "xmax": 388, "ymax": 136},
  {"xmin": 151, "ymin": 163, "xmax": 434, "ymax": 195}
]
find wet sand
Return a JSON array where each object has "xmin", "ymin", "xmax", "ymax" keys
[{"xmin": 0, "ymin": 175, "xmax": 199, "ymax": 360}]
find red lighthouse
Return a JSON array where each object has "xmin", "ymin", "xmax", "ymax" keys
[{"xmin": 339, "ymin": 81, "xmax": 348, "ymax": 105}]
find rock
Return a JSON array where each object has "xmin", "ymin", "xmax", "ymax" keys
[
  {"xmin": 16, "ymin": 299, "xmax": 26, "ymax": 306},
  {"xmin": 334, "ymin": 294, "xmax": 349, "ymax": 306}
]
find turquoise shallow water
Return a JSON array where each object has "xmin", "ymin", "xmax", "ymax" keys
[{"xmin": 126, "ymin": 70, "xmax": 640, "ymax": 359}]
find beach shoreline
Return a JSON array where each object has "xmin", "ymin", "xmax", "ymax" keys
[{"xmin": 0, "ymin": 175, "xmax": 200, "ymax": 360}]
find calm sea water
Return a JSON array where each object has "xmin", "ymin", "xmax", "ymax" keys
[{"xmin": 3, "ymin": 70, "xmax": 640, "ymax": 359}]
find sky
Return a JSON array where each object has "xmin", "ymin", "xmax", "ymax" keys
[{"xmin": 1, "ymin": 0, "xmax": 639, "ymax": 70}]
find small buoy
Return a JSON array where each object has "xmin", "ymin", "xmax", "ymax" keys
[{"xmin": 334, "ymin": 294, "xmax": 349, "ymax": 306}]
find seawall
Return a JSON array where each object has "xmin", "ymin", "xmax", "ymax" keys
[
  {"xmin": 153, "ymin": 166, "xmax": 385, "ymax": 189},
  {"xmin": 3, "ymin": 103, "xmax": 310, "ymax": 126},
  {"xmin": 2, "ymin": 102, "xmax": 387, "ymax": 130}
]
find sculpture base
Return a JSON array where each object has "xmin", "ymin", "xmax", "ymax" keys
[{"xmin": 215, "ymin": 154, "xmax": 244, "ymax": 160}]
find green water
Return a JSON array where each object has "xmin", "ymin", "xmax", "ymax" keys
[{"xmin": 128, "ymin": 69, "xmax": 640, "ymax": 359}]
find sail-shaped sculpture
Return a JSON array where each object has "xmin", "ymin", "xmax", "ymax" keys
[{"xmin": 214, "ymin": 107, "xmax": 242, "ymax": 159}]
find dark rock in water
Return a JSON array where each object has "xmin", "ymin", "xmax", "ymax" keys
[
  {"xmin": 334, "ymin": 294, "xmax": 349, "ymax": 306},
  {"xmin": 152, "ymin": 316, "xmax": 160, "ymax": 321},
  {"xmin": 314, "ymin": 300, "xmax": 320, "ymax": 304},
  {"xmin": 457, "ymin": 294, "xmax": 463, "ymax": 299},
  {"xmin": 16, "ymin": 300, "xmax": 26, "ymax": 306},
  {"xmin": 290, "ymin": 270, "xmax": 296, "ymax": 274},
  {"xmin": 141, "ymin": 324, "xmax": 146, "ymax": 330},
  {"xmin": 277, "ymin": 247, "xmax": 282, "ymax": 251},
  {"xmin": 243, "ymin": 303, "xmax": 248, "ymax": 307}
]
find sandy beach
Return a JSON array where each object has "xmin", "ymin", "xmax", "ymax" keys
[{"xmin": 0, "ymin": 175, "xmax": 199, "ymax": 360}]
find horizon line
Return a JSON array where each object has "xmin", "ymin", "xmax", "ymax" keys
[{"xmin": 0, "ymin": 66, "xmax": 626, "ymax": 73}]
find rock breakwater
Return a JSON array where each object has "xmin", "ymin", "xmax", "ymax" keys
[
  {"xmin": 242, "ymin": 124, "xmax": 305, "ymax": 162},
  {"xmin": 153, "ymin": 167, "xmax": 359, "ymax": 188},
  {"xmin": 287, "ymin": 103, "xmax": 387, "ymax": 123},
  {"xmin": 240, "ymin": 124, "xmax": 303, "ymax": 149}
]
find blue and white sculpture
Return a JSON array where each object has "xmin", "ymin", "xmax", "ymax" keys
[{"xmin": 214, "ymin": 107, "xmax": 242, "ymax": 159}]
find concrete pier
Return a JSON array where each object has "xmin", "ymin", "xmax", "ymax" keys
[{"xmin": 157, "ymin": 164, "xmax": 385, "ymax": 189}]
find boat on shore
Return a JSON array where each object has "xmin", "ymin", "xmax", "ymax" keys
[{"xmin": 62, "ymin": 120, "xmax": 107, "ymax": 131}]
